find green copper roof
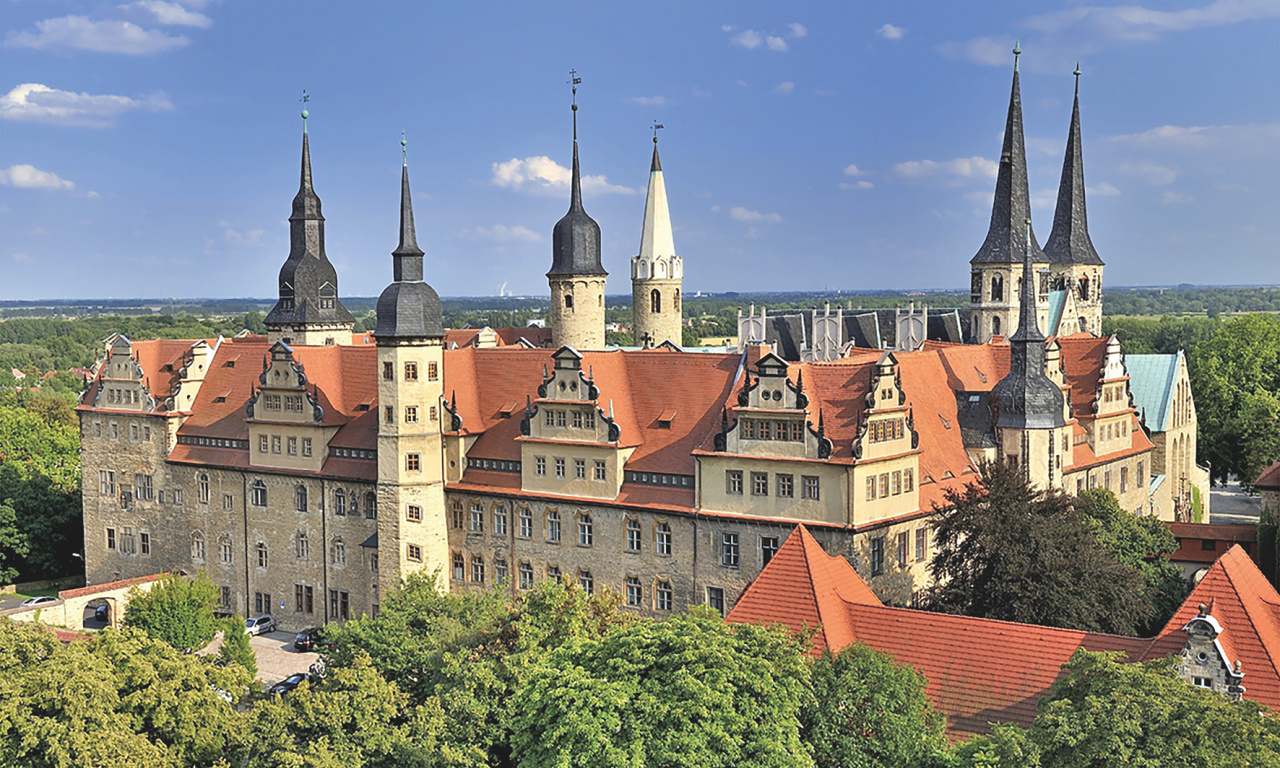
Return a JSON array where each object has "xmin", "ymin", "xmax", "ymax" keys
[
  {"xmin": 1046, "ymin": 289, "xmax": 1068, "ymax": 336},
  {"xmin": 1126, "ymin": 352, "xmax": 1183, "ymax": 433}
]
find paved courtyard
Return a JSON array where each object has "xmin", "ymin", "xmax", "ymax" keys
[
  {"xmin": 198, "ymin": 629, "xmax": 319, "ymax": 687},
  {"xmin": 1210, "ymin": 480, "xmax": 1262, "ymax": 526}
]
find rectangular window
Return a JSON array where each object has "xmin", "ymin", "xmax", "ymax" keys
[
  {"xmin": 106, "ymin": 527, "xmax": 116, "ymax": 550},
  {"xmin": 519, "ymin": 562, "xmax": 534, "ymax": 589},
  {"xmin": 172, "ymin": 489, "xmax": 182, "ymax": 506},
  {"xmin": 131, "ymin": 423, "xmax": 139, "ymax": 441},
  {"xmin": 272, "ymin": 435, "xmax": 282, "ymax": 454},
  {"xmin": 626, "ymin": 577, "xmax": 642, "ymax": 606},
  {"xmin": 656, "ymin": 522, "xmax": 672, "ymax": 556},
  {"xmin": 892, "ymin": 471, "xmax": 902, "ymax": 496},
  {"xmin": 304, "ymin": 586, "xmax": 313, "ymax": 614},
  {"xmin": 553, "ymin": 457, "xmax": 565, "ymax": 478},
  {"xmin": 867, "ymin": 476, "xmax": 877, "ymax": 500},
  {"xmin": 574, "ymin": 459, "xmax": 586, "ymax": 479},
  {"xmin": 384, "ymin": 405, "xmax": 394, "ymax": 424},
  {"xmin": 573, "ymin": 411, "xmax": 583, "ymax": 428},
  {"xmin": 707, "ymin": 587, "xmax": 725, "ymax": 616},
  {"xmin": 1120, "ymin": 467, "xmax": 1128, "ymax": 493},
  {"xmin": 870, "ymin": 537, "xmax": 885, "ymax": 577},
  {"xmin": 427, "ymin": 361, "xmax": 438, "ymax": 381},
  {"xmin": 896, "ymin": 532, "xmax": 908, "ymax": 567},
  {"xmin": 94, "ymin": 421, "xmax": 102, "ymax": 437},
  {"xmin": 429, "ymin": 406, "xmax": 438, "ymax": 422},
  {"xmin": 594, "ymin": 460, "xmax": 606, "ymax": 481},
  {"xmin": 494, "ymin": 505, "xmax": 508, "ymax": 535},
  {"xmin": 879, "ymin": 473, "xmax": 889, "ymax": 498},
  {"xmin": 903, "ymin": 468, "xmax": 913, "ymax": 493},
  {"xmin": 761, "ymin": 536, "xmax": 779, "ymax": 567},
  {"xmin": 220, "ymin": 586, "xmax": 231, "ymax": 608},
  {"xmin": 915, "ymin": 528, "xmax": 928, "ymax": 563},
  {"xmin": 547, "ymin": 566, "xmax": 561, "ymax": 583},
  {"xmin": 494, "ymin": 559, "xmax": 508, "ymax": 584},
  {"xmin": 295, "ymin": 584, "xmax": 305, "ymax": 613},
  {"xmin": 406, "ymin": 453, "xmax": 421, "ymax": 472},
  {"xmin": 547, "ymin": 511, "xmax": 561, "ymax": 542},
  {"xmin": 777, "ymin": 474, "xmax": 794, "ymax": 498},
  {"xmin": 726, "ymin": 470, "xmax": 743, "ymax": 495},
  {"xmin": 405, "ymin": 406, "xmax": 418, "ymax": 423},
  {"xmin": 404, "ymin": 362, "xmax": 418, "ymax": 381},
  {"xmin": 220, "ymin": 538, "xmax": 233, "ymax": 564},
  {"xmin": 471, "ymin": 556, "xmax": 485, "ymax": 583},
  {"xmin": 407, "ymin": 543, "xmax": 423, "ymax": 562},
  {"xmin": 518, "ymin": 507, "xmax": 533, "ymax": 538},
  {"xmin": 555, "ymin": 411, "xmax": 566, "ymax": 427},
  {"xmin": 452, "ymin": 553, "xmax": 465, "ymax": 580},
  {"xmin": 545, "ymin": 410, "xmax": 555, "ymax": 427},
  {"xmin": 578, "ymin": 515, "xmax": 593, "ymax": 546},
  {"xmin": 535, "ymin": 456, "xmax": 546, "ymax": 476},
  {"xmin": 407, "ymin": 504, "xmax": 423, "ymax": 523},
  {"xmin": 470, "ymin": 504, "xmax": 484, "ymax": 533},
  {"xmin": 140, "ymin": 532, "xmax": 150, "ymax": 555},
  {"xmin": 302, "ymin": 438, "xmax": 312, "ymax": 457},
  {"xmin": 287, "ymin": 437, "xmax": 297, "ymax": 456},
  {"xmin": 656, "ymin": 581, "xmax": 673, "ymax": 611},
  {"xmin": 259, "ymin": 435, "xmax": 269, "ymax": 453},
  {"xmin": 626, "ymin": 519, "xmax": 641, "ymax": 552},
  {"xmin": 803, "ymin": 476, "xmax": 820, "ymax": 500},
  {"xmin": 110, "ymin": 422, "xmax": 118, "ymax": 439},
  {"xmin": 722, "ymin": 533, "xmax": 740, "ymax": 568}
]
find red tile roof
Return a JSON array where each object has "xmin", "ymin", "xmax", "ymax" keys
[
  {"xmin": 728, "ymin": 529, "xmax": 1280, "ymax": 740},
  {"xmin": 1256, "ymin": 460, "xmax": 1280, "ymax": 491},
  {"xmin": 1169, "ymin": 522, "xmax": 1258, "ymax": 566},
  {"xmin": 59, "ymin": 572, "xmax": 167, "ymax": 599}
]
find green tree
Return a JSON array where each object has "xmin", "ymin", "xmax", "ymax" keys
[
  {"xmin": 924, "ymin": 461, "xmax": 1153, "ymax": 636},
  {"xmin": 240, "ymin": 311, "xmax": 266, "ymax": 335},
  {"xmin": 1187, "ymin": 313, "xmax": 1280, "ymax": 487},
  {"xmin": 1260, "ymin": 506, "xmax": 1279, "ymax": 590},
  {"xmin": 0, "ymin": 463, "xmax": 81, "ymax": 581},
  {"xmin": 246, "ymin": 654, "xmax": 444, "ymax": 768},
  {"xmin": 803, "ymin": 642, "xmax": 949, "ymax": 768},
  {"xmin": 217, "ymin": 615, "xmax": 257, "ymax": 678},
  {"xmin": 1031, "ymin": 650, "xmax": 1280, "ymax": 768},
  {"xmin": 0, "ymin": 621, "xmax": 252, "ymax": 768},
  {"xmin": 0, "ymin": 500, "xmax": 29, "ymax": 585},
  {"xmin": 953, "ymin": 724, "xmax": 1041, "ymax": 767},
  {"xmin": 123, "ymin": 573, "xmax": 221, "ymax": 653},
  {"xmin": 508, "ymin": 606, "xmax": 813, "ymax": 768},
  {"xmin": 1074, "ymin": 488, "xmax": 1188, "ymax": 633}
]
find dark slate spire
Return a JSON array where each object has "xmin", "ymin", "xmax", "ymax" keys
[
  {"xmin": 549, "ymin": 83, "xmax": 605, "ymax": 277},
  {"xmin": 971, "ymin": 43, "xmax": 1046, "ymax": 265},
  {"xmin": 265, "ymin": 112, "xmax": 354, "ymax": 329},
  {"xmin": 376, "ymin": 140, "xmax": 443, "ymax": 339},
  {"xmin": 651, "ymin": 141, "xmax": 662, "ymax": 173},
  {"xmin": 1043, "ymin": 66, "xmax": 1104, "ymax": 266},
  {"xmin": 993, "ymin": 219, "xmax": 1065, "ymax": 430}
]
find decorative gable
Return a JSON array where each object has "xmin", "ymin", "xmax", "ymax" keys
[
  {"xmin": 93, "ymin": 335, "xmax": 157, "ymax": 412},
  {"xmin": 1174, "ymin": 605, "xmax": 1246, "ymax": 701}
]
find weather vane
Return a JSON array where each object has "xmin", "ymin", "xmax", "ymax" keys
[
  {"xmin": 1013, "ymin": 39, "xmax": 1021, "ymax": 72},
  {"xmin": 401, "ymin": 130, "xmax": 407, "ymax": 165},
  {"xmin": 300, "ymin": 89, "xmax": 310, "ymax": 132},
  {"xmin": 651, "ymin": 120, "xmax": 664, "ymax": 144},
  {"xmin": 568, "ymin": 68, "xmax": 581, "ymax": 108}
]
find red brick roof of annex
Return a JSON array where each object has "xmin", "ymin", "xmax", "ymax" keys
[
  {"xmin": 78, "ymin": 336, "xmax": 1154, "ymax": 524},
  {"xmin": 1256, "ymin": 460, "xmax": 1280, "ymax": 492},
  {"xmin": 726, "ymin": 526, "xmax": 1280, "ymax": 740}
]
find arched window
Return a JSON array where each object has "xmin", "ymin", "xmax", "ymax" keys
[
  {"xmin": 674, "ymin": 289, "xmax": 681, "ymax": 312},
  {"xmin": 365, "ymin": 491, "xmax": 377, "ymax": 519},
  {"xmin": 191, "ymin": 531, "xmax": 205, "ymax": 560},
  {"xmin": 219, "ymin": 536, "xmax": 233, "ymax": 564},
  {"xmin": 1079, "ymin": 316, "xmax": 1088, "ymax": 333},
  {"xmin": 251, "ymin": 480, "xmax": 267, "ymax": 507},
  {"xmin": 992, "ymin": 316, "xmax": 1002, "ymax": 336},
  {"xmin": 198, "ymin": 474, "xmax": 210, "ymax": 504},
  {"xmin": 334, "ymin": 489, "xmax": 346, "ymax": 516},
  {"xmin": 295, "ymin": 484, "xmax": 307, "ymax": 512},
  {"xmin": 331, "ymin": 538, "xmax": 346, "ymax": 565},
  {"xmin": 991, "ymin": 275, "xmax": 1004, "ymax": 302},
  {"xmin": 1078, "ymin": 277, "xmax": 1090, "ymax": 302},
  {"xmin": 348, "ymin": 492, "xmax": 358, "ymax": 517},
  {"xmin": 651, "ymin": 289, "xmax": 662, "ymax": 314},
  {"xmin": 578, "ymin": 570, "xmax": 594, "ymax": 595},
  {"xmin": 256, "ymin": 542, "xmax": 268, "ymax": 569},
  {"xmin": 578, "ymin": 514, "xmax": 593, "ymax": 546}
]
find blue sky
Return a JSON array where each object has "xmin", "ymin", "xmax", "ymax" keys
[{"xmin": 1, "ymin": 0, "xmax": 1277, "ymax": 300}]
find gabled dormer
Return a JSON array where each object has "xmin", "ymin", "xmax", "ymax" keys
[
  {"xmin": 1174, "ymin": 604, "xmax": 1246, "ymax": 701},
  {"xmin": 1090, "ymin": 335, "xmax": 1133, "ymax": 454},
  {"xmin": 164, "ymin": 338, "xmax": 216, "ymax": 413},
  {"xmin": 718, "ymin": 354, "xmax": 832, "ymax": 460},
  {"xmin": 246, "ymin": 342, "xmax": 334, "ymax": 471},
  {"xmin": 93, "ymin": 335, "xmax": 157, "ymax": 412},
  {"xmin": 809, "ymin": 304, "xmax": 843, "ymax": 362},
  {"xmin": 853, "ymin": 352, "xmax": 919, "ymax": 462}
]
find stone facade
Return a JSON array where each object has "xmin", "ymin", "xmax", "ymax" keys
[{"xmin": 549, "ymin": 276, "xmax": 606, "ymax": 350}]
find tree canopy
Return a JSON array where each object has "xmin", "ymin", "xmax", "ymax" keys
[
  {"xmin": 123, "ymin": 573, "xmax": 222, "ymax": 653},
  {"xmin": 924, "ymin": 461, "xmax": 1154, "ymax": 636}
]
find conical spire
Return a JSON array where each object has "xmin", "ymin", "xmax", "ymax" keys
[
  {"xmin": 637, "ymin": 138, "xmax": 676, "ymax": 261},
  {"xmin": 392, "ymin": 154, "xmax": 424, "ymax": 281},
  {"xmin": 992, "ymin": 219, "xmax": 1064, "ymax": 430},
  {"xmin": 376, "ymin": 142, "xmax": 443, "ymax": 339},
  {"xmin": 972, "ymin": 44, "xmax": 1045, "ymax": 265},
  {"xmin": 549, "ymin": 78, "xmax": 605, "ymax": 277},
  {"xmin": 291, "ymin": 131, "xmax": 323, "ymax": 224},
  {"xmin": 1044, "ymin": 65, "xmax": 1104, "ymax": 266}
]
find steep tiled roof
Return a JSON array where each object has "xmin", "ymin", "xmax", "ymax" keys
[
  {"xmin": 1058, "ymin": 335, "xmax": 1109, "ymax": 419},
  {"xmin": 1126, "ymin": 353, "xmax": 1181, "ymax": 433},
  {"xmin": 1143, "ymin": 545, "xmax": 1280, "ymax": 711},
  {"xmin": 80, "ymin": 338, "xmax": 212, "ymax": 414},
  {"xmin": 729, "ymin": 530, "xmax": 1280, "ymax": 741},
  {"xmin": 1255, "ymin": 460, "xmax": 1280, "ymax": 491},
  {"xmin": 59, "ymin": 572, "xmax": 167, "ymax": 599}
]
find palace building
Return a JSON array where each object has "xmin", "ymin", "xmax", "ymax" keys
[{"xmin": 78, "ymin": 52, "xmax": 1203, "ymax": 631}]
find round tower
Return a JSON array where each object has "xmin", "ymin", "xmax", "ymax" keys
[{"xmin": 631, "ymin": 136, "xmax": 684, "ymax": 348}]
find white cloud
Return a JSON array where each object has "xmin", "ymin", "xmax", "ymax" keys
[
  {"xmin": 838, "ymin": 181, "xmax": 875, "ymax": 190},
  {"xmin": 491, "ymin": 156, "xmax": 636, "ymax": 195},
  {"xmin": 729, "ymin": 206, "xmax": 781, "ymax": 223},
  {"xmin": 468, "ymin": 225, "xmax": 542, "ymax": 243},
  {"xmin": 728, "ymin": 27, "xmax": 790, "ymax": 52},
  {"xmin": 0, "ymin": 83, "xmax": 173, "ymax": 127},
  {"xmin": 774, "ymin": 81, "xmax": 795, "ymax": 94},
  {"xmin": 122, "ymin": 1, "xmax": 212, "ymax": 28},
  {"xmin": 788, "ymin": 22, "xmax": 808, "ymax": 38},
  {"xmin": 11, "ymin": 253, "xmax": 33, "ymax": 262},
  {"xmin": 1088, "ymin": 182, "xmax": 1121, "ymax": 197},
  {"xmin": 87, "ymin": 190, "xmax": 101, "ymax": 199},
  {"xmin": 6, "ymin": 15, "xmax": 189, "ymax": 54},
  {"xmin": 877, "ymin": 23, "xmax": 907, "ymax": 40},
  {"xmin": 731, "ymin": 29, "xmax": 763, "ymax": 49},
  {"xmin": 893, "ymin": 156, "xmax": 999, "ymax": 181},
  {"xmin": 629, "ymin": 96, "xmax": 668, "ymax": 107},
  {"xmin": 843, "ymin": 164, "xmax": 869, "ymax": 177},
  {"xmin": 0, "ymin": 164, "xmax": 75, "ymax": 190},
  {"xmin": 1162, "ymin": 190, "xmax": 1195, "ymax": 204},
  {"xmin": 220, "ymin": 221, "xmax": 265, "ymax": 247},
  {"xmin": 936, "ymin": 36, "xmax": 1008, "ymax": 66},
  {"xmin": 1119, "ymin": 161, "xmax": 1178, "ymax": 186},
  {"xmin": 1109, "ymin": 123, "xmax": 1280, "ymax": 155},
  {"xmin": 766, "ymin": 36, "xmax": 788, "ymax": 52}
]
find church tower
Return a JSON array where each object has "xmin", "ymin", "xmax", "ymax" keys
[
  {"xmin": 373, "ymin": 142, "xmax": 449, "ymax": 595},
  {"xmin": 548, "ymin": 78, "xmax": 607, "ymax": 350},
  {"xmin": 264, "ymin": 109, "xmax": 355, "ymax": 346},
  {"xmin": 1044, "ymin": 67, "xmax": 1105, "ymax": 337},
  {"xmin": 992, "ymin": 220, "xmax": 1068, "ymax": 491},
  {"xmin": 631, "ymin": 134, "xmax": 684, "ymax": 348},
  {"xmin": 970, "ymin": 43, "xmax": 1050, "ymax": 344}
]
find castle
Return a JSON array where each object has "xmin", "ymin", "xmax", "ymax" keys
[{"xmin": 78, "ymin": 51, "xmax": 1207, "ymax": 630}]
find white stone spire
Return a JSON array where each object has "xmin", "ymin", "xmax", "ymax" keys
[
  {"xmin": 637, "ymin": 145, "xmax": 677, "ymax": 265},
  {"xmin": 631, "ymin": 140, "xmax": 683, "ymax": 347}
]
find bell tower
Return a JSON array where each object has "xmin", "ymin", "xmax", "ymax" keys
[
  {"xmin": 373, "ymin": 139, "xmax": 448, "ymax": 594},
  {"xmin": 631, "ymin": 128, "xmax": 684, "ymax": 348}
]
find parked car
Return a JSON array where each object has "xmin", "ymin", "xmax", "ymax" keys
[
  {"xmin": 244, "ymin": 615, "xmax": 277, "ymax": 636},
  {"xmin": 267, "ymin": 673, "xmax": 308, "ymax": 696},
  {"xmin": 293, "ymin": 627, "xmax": 332, "ymax": 652},
  {"xmin": 19, "ymin": 596, "xmax": 58, "ymax": 607},
  {"xmin": 93, "ymin": 604, "xmax": 109, "ymax": 622}
]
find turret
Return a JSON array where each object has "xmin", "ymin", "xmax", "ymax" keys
[
  {"xmin": 264, "ymin": 108, "xmax": 355, "ymax": 346},
  {"xmin": 631, "ymin": 131, "xmax": 684, "ymax": 348}
]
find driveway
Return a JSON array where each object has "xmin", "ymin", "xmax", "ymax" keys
[
  {"xmin": 1210, "ymin": 480, "xmax": 1262, "ymax": 526},
  {"xmin": 199, "ymin": 629, "xmax": 319, "ymax": 687}
]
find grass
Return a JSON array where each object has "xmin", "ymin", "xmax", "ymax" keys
[{"xmin": 7, "ymin": 587, "xmax": 60, "ymax": 601}]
